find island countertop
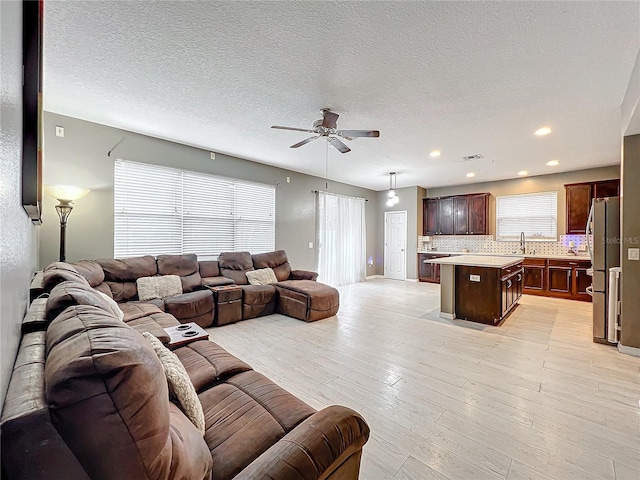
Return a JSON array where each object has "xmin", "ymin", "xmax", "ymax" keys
[{"xmin": 424, "ymin": 255, "xmax": 524, "ymax": 269}]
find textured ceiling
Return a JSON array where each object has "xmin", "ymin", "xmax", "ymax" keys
[{"xmin": 44, "ymin": 1, "xmax": 640, "ymax": 191}]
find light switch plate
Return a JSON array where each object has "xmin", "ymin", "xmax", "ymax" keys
[
  {"xmin": 629, "ymin": 248, "xmax": 640, "ymax": 261},
  {"xmin": 55, "ymin": 126, "xmax": 64, "ymax": 137},
  {"xmin": 308, "ymin": 242, "xmax": 313, "ymax": 249}
]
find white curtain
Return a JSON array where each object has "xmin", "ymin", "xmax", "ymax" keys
[{"xmin": 317, "ymin": 191, "xmax": 366, "ymax": 286}]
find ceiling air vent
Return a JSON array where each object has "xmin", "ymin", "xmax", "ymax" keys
[{"xmin": 461, "ymin": 154, "xmax": 484, "ymax": 161}]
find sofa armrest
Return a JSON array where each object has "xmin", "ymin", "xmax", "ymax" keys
[
  {"xmin": 234, "ymin": 405, "xmax": 369, "ymax": 480},
  {"xmin": 289, "ymin": 269, "xmax": 318, "ymax": 281}
]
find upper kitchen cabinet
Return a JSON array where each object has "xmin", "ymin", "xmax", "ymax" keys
[
  {"xmin": 565, "ymin": 179, "xmax": 619, "ymax": 234},
  {"xmin": 423, "ymin": 193, "xmax": 489, "ymax": 236}
]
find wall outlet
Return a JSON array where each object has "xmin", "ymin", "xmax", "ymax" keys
[
  {"xmin": 308, "ymin": 242, "xmax": 313, "ymax": 249},
  {"xmin": 286, "ymin": 176, "xmax": 291, "ymax": 183},
  {"xmin": 629, "ymin": 248, "xmax": 640, "ymax": 261},
  {"xmin": 55, "ymin": 126, "xmax": 64, "ymax": 137},
  {"xmin": 470, "ymin": 274, "xmax": 481, "ymax": 282}
]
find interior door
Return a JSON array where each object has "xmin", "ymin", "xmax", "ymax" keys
[{"xmin": 384, "ymin": 211, "xmax": 407, "ymax": 280}]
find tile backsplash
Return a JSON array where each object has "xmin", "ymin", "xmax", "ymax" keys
[{"xmin": 418, "ymin": 234, "xmax": 590, "ymax": 256}]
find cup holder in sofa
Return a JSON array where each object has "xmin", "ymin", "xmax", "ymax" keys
[{"xmin": 176, "ymin": 324, "xmax": 191, "ymax": 331}]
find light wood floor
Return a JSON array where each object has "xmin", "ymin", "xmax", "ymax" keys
[{"xmin": 208, "ymin": 278, "xmax": 640, "ymax": 480}]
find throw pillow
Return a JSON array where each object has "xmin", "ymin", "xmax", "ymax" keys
[
  {"xmin": 246, "ymin": 268, "xmax": 278, "ymax": 286},
  {"xmin": 142, "ymin": 332, "xmax": 206, "ymax": 435},
  {"xmin": 136, "ymin": 275, "xmax": 182, "ymax": 301},
  {"xmin": 96, "ymin": 290, "xmax": 125, "ymax": 321}
]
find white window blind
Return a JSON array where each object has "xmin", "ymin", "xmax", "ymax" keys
[
  {"xmin": 496, "ymin": 191, "xmax": 558, "ymax": 241},
  {"xmin": 114, "ymin": 160, "xmax": 275, "ymax": 258}
]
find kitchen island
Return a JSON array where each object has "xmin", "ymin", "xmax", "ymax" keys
[{"xmin": 424, "ymin": 255, "xmax": 524, "ymax": 325}]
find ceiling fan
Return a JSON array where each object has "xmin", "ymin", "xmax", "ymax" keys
[{"xmin": 271, "ymin": 109, "xmax": 380, "ymax": 154}]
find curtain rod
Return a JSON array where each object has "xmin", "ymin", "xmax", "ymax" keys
[{"xmin": 312, "ymin": 190, "xmax": 368, "ymax": 202}]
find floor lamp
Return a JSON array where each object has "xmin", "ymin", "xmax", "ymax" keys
[{"xmin": 44, "ymin": 185, "xmax": 90, "ymax": 262}]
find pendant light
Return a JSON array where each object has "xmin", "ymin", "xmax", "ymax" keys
[{"xmin": 386, "ymin": 172, "xmax": 399, "ymax": 207}]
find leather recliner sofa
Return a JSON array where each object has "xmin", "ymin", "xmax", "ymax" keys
[{"xmin": 0, "ymin": 262, "xmax": 369, "ymax": 480}]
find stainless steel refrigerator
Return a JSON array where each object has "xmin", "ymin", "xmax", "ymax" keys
[{"xmin": 587, "ymin": 197, "xmax": 620, "ymax": 344}]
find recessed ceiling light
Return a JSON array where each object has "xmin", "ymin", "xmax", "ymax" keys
[
  {"xmin": 466, "ymin": 172, "xmax": 476, "ymax": 178},
  {"xmin": 535, "ymin": 127, "xmax": 552, "ymax": 136},
  {"xmin": 430, "ymin": 150, "xmax": 441, "ymax": 157},
  {"xmin": 546, "ymin": 160, "xmax": 560, "ymax": 166},
  {"xmin": 518, "ymin": 170, "xmax": 528, "ymax": 176}
]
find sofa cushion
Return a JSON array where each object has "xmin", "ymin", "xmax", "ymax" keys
[
  {"xmin": 98, "ymin": 256, "xmax": 158, "ymax": 302},
  {"xmin": 157, "ymin": 254, "xmax": 202, "ymax": 292},
  {"xmin": 218, "ymin": 252, "xmax": 253, "ymax": 285},
  {"xmin": 42, "ymin": 262, "xmax": 91, "ymax": 291},
  {"xmin": 246, "ymin": 268, "xmax": 278, "ymax": 286},
  {"xmin": 241, "ymin": 285, "xmax": 277, "ymax": 320},
  {"xmin": 173, "ymin": 340, "xmax": 252, "ymax": 392},
  {"xmin": 71, "ymin": 260, "xmax": 105, "ymax": 287},
  {"xmin": 96, "ymin": 291, "xmax": 124, "ymax": 321},
  {"xmin": 251, "ymin": 250, "xmax": 292, "ymax": 282},
  {"xmin": 164, "ymin": 290, "xmax": 214, "ymax": 328},
  {"xmin": 275, "ymin": 280, "xmax": 340, "ymax": 322},
  {"xmin": 202, "ymin": 276, "xmax": 235, "ymax": 287},
  {"xmin": 199, "ymin": 370, "xmax": 316, "ymax": 480},
  {"xmin": 198, "ymin": 260, "xmax": 220, "ymax": 277},
  {"xmin": 46, "ymin": 281, "xmax": 119, "ymax": 322},
  {"xmin": 136, "ymin": 275, "xmax": 182, "ymax": 301},
  {"xmin": 45, "ymin": 305, "xmax": 213, "ymax": 480},
  {"xmin": 143, "ymin": 332, "xmax": 205, "ymax": 435}
]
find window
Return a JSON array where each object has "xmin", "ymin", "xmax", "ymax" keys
[
  {"xmin": 114, "ymin": 159, "xmax": 275, "ymax": 258},
  {"xmin": 496, "ymin": 191, "xmax": 558, "ymax": 241}
]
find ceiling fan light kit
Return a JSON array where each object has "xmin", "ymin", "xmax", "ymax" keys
[{"xmin": 271, "ymin": 109, "xmax": 380, "ymax": 154}]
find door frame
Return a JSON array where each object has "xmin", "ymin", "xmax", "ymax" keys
[{"xmin": 384, "ymin": 210, "xmax": 407, "ymax": 280}]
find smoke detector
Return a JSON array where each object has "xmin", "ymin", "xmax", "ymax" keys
[{"xmin": 461, "ymin": 154, "xmax": 484, "ymax": 161}]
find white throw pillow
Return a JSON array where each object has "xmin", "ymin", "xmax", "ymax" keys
[
  {"xmin": 96, "ymin": 290, "xmax": 124, "ymax": 321},
  {"xmin": 136, "ymin": 275, "xmax": 182, "ymax": 301},
  {"xmin": 246, "ymin": 268, "xmax": 278, "ymax": 286},
  {"xmin": 142, "ymin": 332, "xmax": 205, "ymax": 435}
]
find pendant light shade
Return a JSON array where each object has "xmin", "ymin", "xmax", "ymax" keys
[{"xmin": 386, "ymin": 172, "xmax": 399, "ymax": 207}]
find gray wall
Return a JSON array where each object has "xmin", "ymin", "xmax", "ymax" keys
[
  {"xmin": 0, "ymin": 0, "xmax": 39, "ymax": 406},
  {"xmin": 40, "ymin": 113, "xmax": 379, "ymax": 275},
  {"xmin": 620, "ymin": 134, "xmax": 640, "ymax": 349},
  {"xmin": 427, "ymin": 166, "xmax": 620, "ymax": 236},
  {"xmin": 375, "ymin": 186, "xmax": 425, "ymax": 279}
]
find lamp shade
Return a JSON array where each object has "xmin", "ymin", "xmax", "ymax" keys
[{"xmin": 45, "ymin": 185, "xmax": 90, "ymax": 202}]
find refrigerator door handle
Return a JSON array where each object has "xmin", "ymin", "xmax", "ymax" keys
[{"xmin": 586, "ymin": 200, "xmax": 595, "ymax": 274}]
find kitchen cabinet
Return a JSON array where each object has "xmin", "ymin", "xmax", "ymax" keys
[
  {"xmin": 424, "ymin": 199, "xmax": 438, "ymax": 235},
  {"xmin": 438, "ymin": 197, "xmax": 455, "ymax": 235},
  {"xmin": 418, "ymin": 253, "xmax": 450, "ymax": 283},
  {"xmin": 565, "ymin": 179, "xmax": 619, "ymax": 234},
  {"xmin": 423, "ymin": 193, "xmax": 489, "ymax": 236},
  {"xmin": 522, "ymin": 257, "xmax": 591, "ymax": 301},
  {"xmin": 454, "ymin": 261, "xmax": 523, "ymax": 325}
]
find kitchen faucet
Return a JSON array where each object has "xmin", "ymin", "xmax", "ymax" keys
[{"xmin": 519, "ymin": 232, "xmax": 526, "ymax": 254}]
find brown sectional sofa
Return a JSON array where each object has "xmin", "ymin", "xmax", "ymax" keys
[{"xmin": 1, "ymin": 258, "xmax": 368, "ymax": 479}]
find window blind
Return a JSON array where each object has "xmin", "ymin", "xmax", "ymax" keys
[
  {"xmin": 114, "ymin": 159, "xmax": 275, "ymax": 258},
  {"xmin": 496, "ymin": 191, "xmax": 558, "ymax": 241}
]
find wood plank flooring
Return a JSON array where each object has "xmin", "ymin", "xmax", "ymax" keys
[{"xmin": 207, "ymin": 278, "xmax": 640, "ymax": 480}]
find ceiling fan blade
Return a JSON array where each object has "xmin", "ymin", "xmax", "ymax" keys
[
  {"xmin": 338, "ymin": 129, "xmax": 380, "ymax": 138},
  {"xmin": 290, "ymin": 135, "xmax": 321, "ymax": 148},
  {"xmin": 272, "ymin": 126, "xmax": 316, "ymax": 133},
  {"xmin": 327, "ymin": 136, "xmax": 351, "ymax": 153},
  {"xmin": 322, "ymin": 110, "xmax": 339, "ymax": 129}
]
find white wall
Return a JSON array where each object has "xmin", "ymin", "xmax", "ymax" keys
[{"xmin": 0, "ymin": 0, "xmax": 39, "ymax": 406}]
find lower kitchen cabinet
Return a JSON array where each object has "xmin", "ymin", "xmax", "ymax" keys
[
  {"xmin": 418, "ymin": 253, "xmax": 450, "ymax": 283},
  {"xmin": 523, "ymin": 257, "xmax": 591, "ymax": 301}
]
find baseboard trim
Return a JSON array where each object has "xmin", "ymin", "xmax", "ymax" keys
[
  {"xmin": 406, "ymin": 278, "xmax": 418, "ymax": 282},
  {"xmin": 618, "ymin": 343, "xmax": 640, "ymax": 357},
  {"xmin": 366, "ymin": 275, "xmax": 383, "ymax": 280},
  {"xmin": 439, "ymin": 312, "xmax": 455, "ymax": 320}
]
